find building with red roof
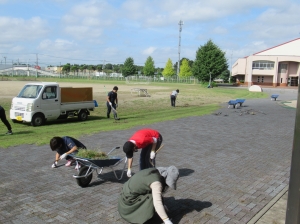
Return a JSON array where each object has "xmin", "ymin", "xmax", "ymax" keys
[{"xmin": 231, "ymin": 38, "xmax": 300, "ymax": 87}]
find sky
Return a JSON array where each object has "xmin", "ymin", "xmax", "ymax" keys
[{"xmin": 0, "ymin": 0, "xmax": 300, "ymax": 68}]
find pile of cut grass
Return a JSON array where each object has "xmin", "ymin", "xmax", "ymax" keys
[{"xmin": 76, "ymin": 149, "xmax": 108, "ymax": 160}]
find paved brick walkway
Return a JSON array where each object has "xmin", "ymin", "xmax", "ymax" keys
[{"xmin": 0, "ymin": 88, "xmax": 297, "ymax": 223}]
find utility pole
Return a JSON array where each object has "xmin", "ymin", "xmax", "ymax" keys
[
  {"xmin": 103, "ymin": 60, "xmax": 106, "ymax": 77},
  {"xmin": 286, "ymin": 85, "xmax": 300, "ymax": 223},
  {"xmin": 36, "ymin": 53, "xmax": 38, "ymax": 77},
  {"xmin": 229, "ymin": 51, "xmax": 233, "ymax": 83},
  {"xmin": 177, "ymin": 20, "xmax": 184, "ymax": 79},
  {"xmin": 4, "ymin": 56, "xmax": 6, "ymax": 65}
]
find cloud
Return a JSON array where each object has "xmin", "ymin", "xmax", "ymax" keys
[
  {"xmin": 213, "ymin": 26, "xmax": 228, "ymax": 35},
  {"xmin": 0, "ymin": 16, "xmax": 48, "ymax": 44},
  {"xmin": 121, "ymin": 0, "xmax": 286, "ymax": 27},
  {"xmin": 38, "ymin": 39, "xmax": 77, "ymax": 51},
  {"xmin": 142, "ymin": 47, "xmax": 156, "ymax": 55},
  {"xmin": 62, "ymin": 0, "xmax": 116, "ymax": 40}
]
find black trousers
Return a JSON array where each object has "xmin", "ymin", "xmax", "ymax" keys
[
  {"xmin": 139, "ymin": 134, "xmax": 163, "ymax": 170},
  {"xmin": 0, "ymin": 107, "xmax": 11, "ymax": 131},
  {"xmin": 170, "ymin": 95, "xmax": 176, "ymax": 107},
  {"xmin": 106, "ymin": 102, "xmax": 117, "ymax": 118}
]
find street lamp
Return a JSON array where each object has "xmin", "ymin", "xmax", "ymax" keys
[{"xmin": 207, "ymin": 72, "xmax": 212, "ymax": 88}]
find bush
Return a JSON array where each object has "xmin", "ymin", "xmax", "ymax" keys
[{"xmin": 200, "ymin": 82, "xmax": 217, "ymax": 88}]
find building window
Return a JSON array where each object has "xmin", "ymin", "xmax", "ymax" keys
[
  {"xmin": 281, "ymin": 78, "xmax": 283, "ymax": 83},
  {"xmin": 252, "ymin": 61, "xmax": 274, "ymax": 70},
  {"xmin": 261, "ymin": 76, "xmax": 264, "ymax": 83},
  {"xmin": 257, "ymin": 76, "xmax": 260, "ymax": 83},
  {"xmin": 278, "ymin": 63, "xmax": 287, "ymax": 73}
]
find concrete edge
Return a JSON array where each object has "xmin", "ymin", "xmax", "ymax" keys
[{"xmin": 247, "ymin": 185, "xmax": 289, "ymax": 224}]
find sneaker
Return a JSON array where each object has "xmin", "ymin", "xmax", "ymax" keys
[
  {"xmin": 75, "ymin": 164, "xmax": 81, "ymax": 170},
  {"xmin": 65, "ymin": 159, "xmax": 75, "ymax": 167},
  {"xmin": 6, "ymin": 130, "xmax": 13, "ymax": 135}
]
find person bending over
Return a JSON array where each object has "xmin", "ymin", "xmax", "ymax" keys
[
  {"xmin": 50, "ymin": 136, "xmax": 86, "ymax": 169},
  {"xmin": 170, "ymin": 89, "xmax": 179, "ymax": 107},
  {"xmin": 118, "ymin": 166, "xmax": 179, "ymax": 224},
  {"xmin": 123, "ymin": 128, "xmax": 163, "ymax": 177}
]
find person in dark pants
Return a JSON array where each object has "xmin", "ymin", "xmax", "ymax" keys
[
  {"xmin": 0, "ymin": 105, "xmax": 13, "ymax": 135},
  {"xmin": 123, "ymin": 128, "xmax": 163, "ymax": 177},
  {"xmin": 170, "ymin": 89, "xmax": 179, "ymax": 107},
  {"xmin": 50, "ymin": 136, "xmax": 86, "ymax": 169},
  {"xmin": 106, "ymin": 86, "xmax": 120, "ymax": 120}
]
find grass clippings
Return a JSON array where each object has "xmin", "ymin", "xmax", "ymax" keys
[{"xmin": 77, "ymin": 149, "xmax": 108, "ymax": 160}]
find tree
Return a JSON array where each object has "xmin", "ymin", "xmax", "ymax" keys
[
  {"xmin": 71, "ymin": 64, "xmax": 79, "ymax": 76},
  {"xmin": 162, "ymin": 58, "xmax": 175, "ymax": 77},
  {"xmin": 122, "ymin": 57, "xmax": 136, "ymax": 77},
  {"xmin": 192, "ymin": 39, "xmax": 228, "ymax": 82},
  {"xmin": 143, "ymin": 56, "xmax": 155, "ymax": 76},
  {"xmin": 179, "ymin": 59, "xmax": 192, "ymax": 78},
  {"xmin": 62, "ymin": 63, "xmax": 71, "ymax": 75},
  {"xmin": 219, "ymin": 69, "xmax": 230, "ymax": 83},
  {"xmin": 105, "ymin": 63, "xmax": 113, "ymax": 70},
  {"xmin": 96, "ymin": 64, "xmax": 103, "ymax": 72},
  {"xmin": 136, "ymin": 65, "xmax": 144, "ymax": 75},
  {"xmin": 114, "ymin": 64, "xmax": 122, "ymax": 73},
  {"xmin": 174, "ymin": 58, "xmax": 193, "ymax": 73}
]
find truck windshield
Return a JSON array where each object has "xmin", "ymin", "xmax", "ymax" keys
[{"xmin": 17, "ymin": 85, "xmax": 43, "ymax": 98}]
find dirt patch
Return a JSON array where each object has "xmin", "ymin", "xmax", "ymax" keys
[
  {"xmin": 283, "ymin": 100, "xmax": 297, "ymax": 108},
  {"xmin": 0, "ymin": 80, "xmax": 171, "ymax": 103}
]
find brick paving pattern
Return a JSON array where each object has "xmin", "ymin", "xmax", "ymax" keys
[{"xmin": 0, "ymin": 88, "xmax": 297, "ymax": 223}]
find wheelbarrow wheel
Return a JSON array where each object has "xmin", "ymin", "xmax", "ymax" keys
[{"xmin": 76, "ymin": 166, "xmax": 93, "ymax": 187}]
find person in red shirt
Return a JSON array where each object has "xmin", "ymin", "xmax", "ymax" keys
[{"xmin": 123, "ymin": 129, "xmax": 163, "ymax": 177}]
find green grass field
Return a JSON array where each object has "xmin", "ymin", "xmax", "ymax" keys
[{"xmin": 0, "ymin": 77, "xmax": 267, "ymax": 148}]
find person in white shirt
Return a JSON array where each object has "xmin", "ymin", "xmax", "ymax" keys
[{"xmin": 170, "ymin": 89, "xmax": 179, "ymax": 107}]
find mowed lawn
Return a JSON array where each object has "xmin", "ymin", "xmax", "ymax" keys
[{"xmin": 0, "ymin": 78, "xmax": 267, "ymax": 148}]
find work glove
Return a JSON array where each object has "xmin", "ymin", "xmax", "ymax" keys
[
  {"xmin": 127, "ymin": 168, "xmax": 132, "ymax": 177},
  {"xmin": 150, "ymin": 151, "xmax": 156, "ymax": 160},
  {"xmin": 164, "ymin": 218, "xmax": 173, "ymax": 224},
  {"xmin": 109, "ymin": 102, "xmax": 112, "ymax": 106},
  {"xmin": 60, "ymin": 153, "xmax": 67, "ymax": 160},
  {"xmin": 51, "ymin": 161, "xmax": 58, "ymax": 168}
]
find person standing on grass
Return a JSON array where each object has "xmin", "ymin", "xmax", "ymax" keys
[
  {"xmin": 107, "ymin": 86, "xmax": 120, "ymax": 120},
  {"xmin": 0, "ymin": 105, "xmax": 13, "ymax": 135},
  {"xmin": 50, "ymin": 136, "xmax": 86, "ymax": 169},
  {"xmin": 123, "ymin": 128, "xmax": 163, "ymax": 177},
  {"xmin": 170, "ymin": 89, "xmax": 179, "ymax": 107}
]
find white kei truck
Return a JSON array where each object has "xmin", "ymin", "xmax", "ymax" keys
[{"xmin": 10, "ymin": 82, "xmax": 97, "ymax": 126}]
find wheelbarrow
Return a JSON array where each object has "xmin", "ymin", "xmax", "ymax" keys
[{"xmin": 71, "ymin": 147, "xmax": 127, "ymax": 187}]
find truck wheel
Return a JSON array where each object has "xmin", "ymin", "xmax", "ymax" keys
[
  {"xmin": 76, "ymin": 166, "xmax": 93, "ymax": 187},
  {"xmin": 78, "ymin": 110, "xmax": 88, "ymax": 121},
  {"xmin": 31, "ymin": 114, "xmax": 45, "ymax": 126}
]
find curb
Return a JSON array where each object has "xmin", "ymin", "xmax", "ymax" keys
[{"xmin": 247, "ymin": 186, "xmax": 288, "ymax": 224}]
